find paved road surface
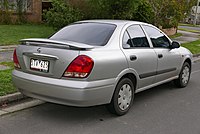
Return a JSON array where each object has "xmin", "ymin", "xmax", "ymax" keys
[
  {"xmin": 0, "ymin": 61, "xmax": 200, "ymax": 134},
  {"xmin": 0, "ymin": 51, "xmax": 13, "ymax": 63},
  {"xmin": 173, "ymin": 29, "xmax": 199, "ymax": 44},
  {"xmin": 179, "ymin": 25, "xmax": 200, "ymax": 32}
]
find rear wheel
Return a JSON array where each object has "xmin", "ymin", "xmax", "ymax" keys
[
  {"xmin": 174, "ymin": 62, "xmax": 191, "ymax": 88},
  {"xmin": 106, "ymin": 78, "xmax": 134, "ymax": 116}
]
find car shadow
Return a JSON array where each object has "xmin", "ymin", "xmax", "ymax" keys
[{"xmin": 27, "ymin": 81, "xmax": 183, "ymax": 123}]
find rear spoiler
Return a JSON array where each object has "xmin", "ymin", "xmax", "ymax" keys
[{"xmin": 20, "ymin": 38, "xmax": 94, "ymax": 50}]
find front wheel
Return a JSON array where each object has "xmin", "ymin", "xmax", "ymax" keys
[
  {"xmin": 106, "ymin": 78, "xmax": 134, "ymax": 116},
  {"xmin": 174, "ymin": 62, "xmax": 191, "ymax": 88}
]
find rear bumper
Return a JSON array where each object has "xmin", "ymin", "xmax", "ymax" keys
[{"xmin": 12, "ymin": 70, "xmax": 115, "ymax": 107}]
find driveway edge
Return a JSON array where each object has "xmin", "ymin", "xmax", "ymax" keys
[
  {"xmin": 0, "ymin": 99, "xmax": 44, "ymax": 116},
  {"xmin": 0, "ymin": 92, "xmax": 27, "ymax": 105}
]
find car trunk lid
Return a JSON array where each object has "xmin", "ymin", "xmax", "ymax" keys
[{"xmin": 16, "ymin": 38, "xmax": 93, "ymax": 79}]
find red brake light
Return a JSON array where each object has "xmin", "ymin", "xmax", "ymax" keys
[
  {"xmin": 13, "ymin": 49, "xmax": 21, "ymax": 69},
  {"xmin": 63, "ymin": 55, "xmax": 94, "ymax": 78}
]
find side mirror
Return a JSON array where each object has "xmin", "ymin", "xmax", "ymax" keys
[{"xmin": 170, "ymin": 41, "xmax": 180, "ymax": 49}]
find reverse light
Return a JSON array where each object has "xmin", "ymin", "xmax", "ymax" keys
[
  {"xmin": 13, "ymin": 49, "xmax": 21, "ymax": 69},
  {"xmin": 63, "ymin": 55, "xmax": 94, "ymax": 78}
]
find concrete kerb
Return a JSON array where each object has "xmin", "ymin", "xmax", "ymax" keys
[
  {"xmin": 193, "ymin": 53, "xmax": 200, "ymax": 57},
  {"xmin": 0, "ymin": 99, "xmax": 45, "ymax": 116},
  {"xmin": 0, "ymin": 92, "xmax": 27, "ymax": 106},
  {"xmin": 0, "ymin": 92, "xmax": 45, "ymax": 116},
  {"xmin": 0, "ymin": 45, "xmax": 17, "ymax": 51},
  {"xmin": 0, "ymin": 45, "xmax": 17, "ymax": 52},
  {"xmin": 193, "ymin": 54, "xmax": 200, "ymax": 63}
]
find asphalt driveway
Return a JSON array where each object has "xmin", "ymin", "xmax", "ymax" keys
[{"xmin": 0, "ymin": 61, "xmax": 200, "ymax": 134}]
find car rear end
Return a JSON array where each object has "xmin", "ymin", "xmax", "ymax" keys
[{"xmin": 12, "ymin": 22, "xmax": 120, "ymax": 107}]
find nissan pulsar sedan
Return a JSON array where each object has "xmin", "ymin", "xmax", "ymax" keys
[{"xmin": 12, "ymin": 20, "xmax": 192, "ymax": 115}]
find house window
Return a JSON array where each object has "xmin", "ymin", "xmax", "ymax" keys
[{"xmin": 0, "ymin": 0, "xmax": 32, "ymax": 12}]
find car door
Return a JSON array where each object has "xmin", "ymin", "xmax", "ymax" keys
[
  {"xmin": 121, "ymin": 25, "xmax": 157, "ymax": 89},
  {"xmin": 142, "ymin": 25, "xmax": 181, "ymax": 83}
]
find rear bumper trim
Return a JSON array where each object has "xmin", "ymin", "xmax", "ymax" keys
[{"xmin": 12, "ymin": 70, "xmax": 115, "ymax": 107}]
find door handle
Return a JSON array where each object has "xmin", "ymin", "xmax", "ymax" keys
[
  {"xmin": 158, "ymin": 54, "xmax": 163, "ymax": 58},
  {"xmin": 130, "ymin": 55, "xmax": 137, "ymax": 61}
]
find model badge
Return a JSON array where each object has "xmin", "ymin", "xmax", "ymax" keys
[{"xmin": 37, "ymin": 48, "xmax": 41, "ymax": 53}]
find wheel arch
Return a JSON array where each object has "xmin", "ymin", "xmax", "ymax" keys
[
  {"xmin": 107, "ymin": 72, "xmax": 137, "ymax": 115},
  {"xmin": 115, "ymin": 69, "xmax": 139, "ymax": 91},
  {"xmin": 184, "ymin": 58, "xmax": 192, "ymax": 69},
  {"xmin": 119, "ymin": 73, "xmax": 137, "ymax": 91}
]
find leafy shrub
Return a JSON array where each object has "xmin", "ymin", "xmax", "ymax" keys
[
  {"xmin": 0, "ymin": 0, "xmax": 12, "ymax": 24},
  {"xmin": 86, "ymin": 0, "xmax": 155, "ymax": 25},
  {"xmin": 132, "ymin": 0, "xmax": 154, "ymax": 23},
  {"xmin": 43, "ymin": 0, "xmax": 83, "ymax": 29},
  {"xmin": 147, "ymin": 0, "xmax": 196, "ymax": 28},
  {"xmin": 87, "ymin": 0, "xmax": 140, "ymax": 20},
  {"xmin": 0, "ymin": 0, "xmax": 28, "ymax": 24},
  {"xmin": 15, "ymin": 0, "xmax": 27, "ymax": 24}
]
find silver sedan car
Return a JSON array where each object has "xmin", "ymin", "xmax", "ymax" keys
[{"xmin": 12, "ymin": 20, "xmax": 192, "ymax": 115}]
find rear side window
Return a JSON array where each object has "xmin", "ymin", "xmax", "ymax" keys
[
  {"xmin": 123, "ymin": 25, "xmax": 150, "ymax": 48},
  {"xmin": 50, "ymin": 23, "xmax": 116, "ymax": 46},
  {"xmin": 122, "ymin": 31, "xmax": 133, "ymax": 48},
  {"xmin": 143, "ymin": 25, "xmax": 170, "ymax": 48}
]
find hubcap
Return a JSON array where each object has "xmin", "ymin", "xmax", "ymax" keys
[
  {"xmin": 118, "ymin": 84, "xmax": 132, "ymax": 111},
  {"xmin": 182, "ymin": 66, "xmax": 190, "ymax": 85}
]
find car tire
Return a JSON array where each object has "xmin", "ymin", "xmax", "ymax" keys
[
  {"xmin": 174, "ymin": 62, "xmax": 191, "ymax": 88},
  {"xmin": 106, "ymin": 78, "xmax": 134, "ymax": 116}
]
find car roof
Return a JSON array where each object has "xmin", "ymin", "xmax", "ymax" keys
[{"xmin": 76, "ymin": 20, "xmax": 149, "ymax": 26}]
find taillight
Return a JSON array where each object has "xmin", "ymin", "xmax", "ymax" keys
[
  {"xmin": 63, "ymin": 55, "xmax": 94, "ymax": 78},
  {"xmin": 13, "ymin": 49, "xmax": 21, "ymax": 69}
]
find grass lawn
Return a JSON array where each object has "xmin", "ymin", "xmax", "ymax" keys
[
  {"xmin": 181, "ymin": 40, "xmax": 200, "ymax": 54},
  {"xmin": 0, "ymin": 62, "xmax": 16, "ymax": 96},
  {"xmin": 0, "ymin": 69, "xmax": 16, "ymax": 96},
  {"xmin": 0, "ymin": 24, "xmax": 55, "ymax": 45}
]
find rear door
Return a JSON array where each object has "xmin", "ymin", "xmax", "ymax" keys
[
  {"xmin": 142, "ymin": 25, "xmax": 181, "ymax": 82},
  {"xmin": 121, "ymin": 25, "xmax": 157, "ymax": 88}
]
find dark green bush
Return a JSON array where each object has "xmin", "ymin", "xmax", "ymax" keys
[
  {"xmin": 0, "ymin": 0, "xmax": 12, "ymax": 24},
  {"xmin": 43, "ymin": 0, "xmax": 83, "ymax": 30},
  {"xmin": 132, "ymin": 0, "xmax": 154, "ymax": 23},
  {"xmin": 87, "ymin": 0, "xmax": 140, "ymax": 20},
  {"xmin": 147, "ymin": 0, "xmax": 196, "ymax": 28},
  {"xmin": 43, "ymin": 0, "xmax": 156, "ymax": 29}
]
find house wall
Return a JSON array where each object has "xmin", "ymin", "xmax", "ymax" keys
[
  {"xmin": 27, "ymin": 0, "xmax": 42, "ymax": 23},
  {"xmin": 11, "ymin": 0, "xmax": 42, "ymax": 23}
]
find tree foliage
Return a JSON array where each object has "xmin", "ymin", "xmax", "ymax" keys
[
  {"xmin": 43, "ymin": 0, "xmax": 197, "ymax": 29},
  {"xmin": 15, "ymin": 0, "xmax": 27, "ymax": 24},
  {"xmin": 88, "ymin": 0, "xmax": 140, "ymax": 19},
  {"xmin": 132, "ymin": 0, "xmax": 154, "ymax": 23},
  {"xmin": 0, "ymin": 0, "xmax": 12, "ymax": 24},
  {"xmin": 43, "ymin": 0, "xmax": 83, "ymax": 29},
  {"xmin": 0, "ymin": 0, "xmax": 29, "ymax": 24},
  {"xmin": 147, "ymin": 0, "xmax": 196, "ymax": 28}
]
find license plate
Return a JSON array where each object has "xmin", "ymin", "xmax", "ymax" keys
[{"xmin": 30, "ymin": 59, "xmax": 49, "ymax": 72}]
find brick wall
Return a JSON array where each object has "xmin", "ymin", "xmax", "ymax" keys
[{"xmin": 27, "ymin": 0, "xmax": 42, "ymax": 23}]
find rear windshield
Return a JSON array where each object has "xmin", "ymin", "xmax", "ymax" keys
[{"xmin": 50, "ymin": 23, "xmax": 116, "ymax": 46}]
